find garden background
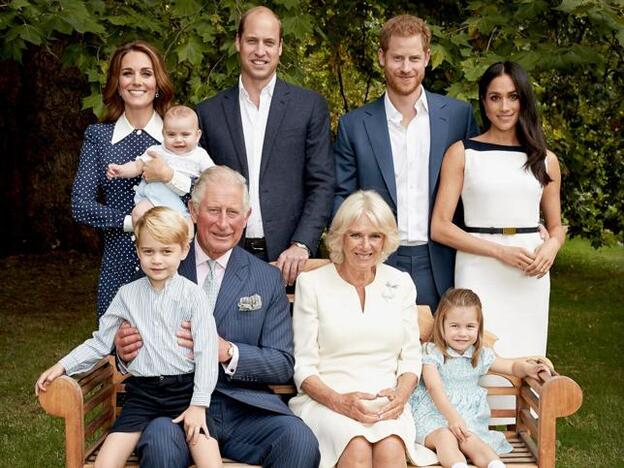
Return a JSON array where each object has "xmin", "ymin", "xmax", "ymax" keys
[{"xmin": 0, "ymin": 0, "xmax": 622, "ymax": 466}]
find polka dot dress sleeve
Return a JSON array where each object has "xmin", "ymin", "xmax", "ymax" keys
[{"xmin": 71, "ymin": 125, "xmax": 127, "ymax": 229}]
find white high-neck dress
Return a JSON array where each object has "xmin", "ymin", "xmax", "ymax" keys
[{"xmin": 455, "ymin": 139, "xmax": 550, "ymax": 358}]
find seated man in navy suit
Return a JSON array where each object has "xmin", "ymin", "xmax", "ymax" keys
[
  {"xmin": 115, "ymin": 166, "xmax": 320, "ymax": 468},
  {"xmin": 334, "ymin": 14, "xmax": 478, "ymax": 311}
]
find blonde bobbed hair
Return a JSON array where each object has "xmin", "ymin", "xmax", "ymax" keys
[{"xmin": 325, "ymin": 190, "xmax": 400, "ymax": 265}]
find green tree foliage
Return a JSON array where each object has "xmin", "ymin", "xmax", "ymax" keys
[{"xmin": 0, "ymin": 0, "xmax": 622, "ymax": 248}]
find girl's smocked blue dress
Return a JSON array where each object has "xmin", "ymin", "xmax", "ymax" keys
[{"xmin": 409, "ymin": 343, "xmax": 512, "ymax": 454}]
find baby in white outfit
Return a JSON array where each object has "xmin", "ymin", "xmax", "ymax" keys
[{"xmin": 107, "ymin": 105, "xmax": 214, "ymax": 238}]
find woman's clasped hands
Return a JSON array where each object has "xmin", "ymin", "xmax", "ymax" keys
[
  {"xmin": 377, "ymin": 387, "xmax": 410, "ymax": 421},
  {"xmin": 525, "ymin": 238, "xmax": 561, "ymax": 278},
  {"xmin": 496, "ymin": 245, "xmax": 535, "ymax": 272},
  {"xmin": 495, "ymin": 224, "xmax": 560, "ymax": 277},
  {"xmin": 331, "ymin": 388, "xmax": 409, "ymax": 423},
  {"xmin": 497, "ymin": 237, "xmax": 560, "ymax": 278}
]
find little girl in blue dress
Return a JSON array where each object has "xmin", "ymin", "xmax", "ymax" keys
[{"xmin": 409, "ymin": 288, "xmax": 551, "ymax": 468}]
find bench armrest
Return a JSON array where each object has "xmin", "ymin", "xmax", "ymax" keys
[
  {"xmin": 38, "ymin": 357, "xmax": 117, "ymax": 468},
  {"xmin": 492, "ymin": 361, "xmax": 582, "ymax": 468},
  {"xmin": 522, "ymin": 371, "xmax": 582, "ymax": 468}
]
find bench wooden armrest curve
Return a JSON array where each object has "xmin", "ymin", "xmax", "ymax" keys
[
  {"xmin": 38, "ymin": 375, "xmax": 83, "ymax": 417},
  {"xmin": 38, "ymin": 357, "xmax": 118, "ymax": 468},
  {"xmin": 538, "ymin": 374, "xmax": 583, "ymax": 417}
]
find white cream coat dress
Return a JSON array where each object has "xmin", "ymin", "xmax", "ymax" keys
[{"xmin": 289, "ymin": 263, "xmax": 437, "ymax": 467}]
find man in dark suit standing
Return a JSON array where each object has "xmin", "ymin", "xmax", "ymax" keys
[
  {"xmin": 196, "ymin": 6, "xmax": 334, "ymax": 285},
  {"xmin": 334, "ymin": 15, "xmax": 479, "ymax": 311},
  {"xmin": 116, "ymin": 166, "xmax": 320, "ymax": 467}
]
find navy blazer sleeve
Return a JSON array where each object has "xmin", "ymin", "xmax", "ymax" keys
[
  {"xmin": 290, "ymin": 93, "xmax": 335, "ymax": 252},
  {"xmin": 333, "ymin": 115, "xmax": 358, "ymax": 216},
  {"xmin": 229, "ymin": 265, "xmax": 294, "ymax": 384}
]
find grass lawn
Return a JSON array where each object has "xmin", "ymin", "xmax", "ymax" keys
[{"xmin": 0, "ymin": 239, "xmax": 622, "ymax": 467}]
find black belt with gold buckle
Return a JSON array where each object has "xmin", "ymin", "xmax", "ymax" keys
[{"xmin": 464, "ymin": 226, "xmax": 539, "ymax": 235}]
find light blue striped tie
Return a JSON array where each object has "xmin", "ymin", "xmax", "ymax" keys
[{"xmin": 202, "ymin": 259, "xmax": 218, "ymax": 311}]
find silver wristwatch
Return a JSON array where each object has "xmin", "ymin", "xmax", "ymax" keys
[{"xmin": 292, "ymin": 241, "xmax": 310, "ymax": 254}]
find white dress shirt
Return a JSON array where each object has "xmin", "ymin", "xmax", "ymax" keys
[
  {"xmin": 239, "ymin": 74, "xmax": 277, "ymax": 238},
  {"xmin": 113, "ymin": 112, "xmax": 195, "ymax": 232},
  {"xmin": 194, "ymin": 238, "xmax": 239, "ymax": 375},
  {"xmin": 384, "ymin": 88, "xmax": 430, "ymax": 245}
]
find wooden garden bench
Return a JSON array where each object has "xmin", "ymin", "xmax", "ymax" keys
[{"xmin": 38, "ymin": 259, "xmax": 582, "ymax": 467}]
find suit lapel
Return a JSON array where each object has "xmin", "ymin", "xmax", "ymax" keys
[
  {"xmin": 363, "ymin": 97, "xmax": 397, "ymax": 208},
  {"xmin": 259, "ymin": 78, "xmax": 290, "ymax": 179},
  {"xmin": 178, "ymin": 241, "xmax": 198, "ymax": 283},
  {"xmin": 213, "ymin": 247, "xmax": 248, "ymax": 327},
  {"xmin": 222, "ymin": 86, "xmax": 249, "ymax": 178},
  {"xmin": 427, "ymin": 91, "xmax": 449, "ymax": 202}
]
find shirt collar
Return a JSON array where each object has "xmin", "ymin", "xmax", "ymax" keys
[
  {"xmin": 447, "ymin": 345, "xmax": 475, "ymax": 359},
  {"xmin": 146, "ymin": 272, "xmax": 180, "ymax": 293},
  {"xmin": 194, "ymin": 237, "xmax": 233, "ymax": 271},
  {"xmin": 111, "ymin": 111, "xmax": 164, "ymax": 145},
  {"xmin": 239, "ymin": 73, "xmax": 277, "ymax": 102},
  {"xmin": 384, "ymin": 86, "xmax": 429, "ymax": 124}
]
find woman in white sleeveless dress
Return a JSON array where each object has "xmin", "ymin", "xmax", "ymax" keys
[{"xmin": 430, "ymin": 62, "xmax": 565, "ymax": 359}]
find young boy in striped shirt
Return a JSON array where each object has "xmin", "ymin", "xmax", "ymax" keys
[{"xmin": 36, "ymin": 206, "xmax": 222, "ymax": 468}]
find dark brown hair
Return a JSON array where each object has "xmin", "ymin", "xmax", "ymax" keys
[
  {"xmin": 380, "ymin": 15, "xmax": 431, "ymax": 52},
  {"xmin": 102, "ymin": 41, "xmax": 174, "ymax": 123},
  {"xmin": 432, "ymin": 288, "xmax": 484, "ymax": 368},
  {"xmin": 479, "ymin": 61, "xmax": 552, "ymax": 185}
]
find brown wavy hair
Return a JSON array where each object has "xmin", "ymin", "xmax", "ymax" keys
[
  {"xmin": 102, "ymin": 41, "xmax": 174, "ymax": 123},
  {"xmin": 432, "ymin": 288, "xmax": 484, "ymax": 368}
]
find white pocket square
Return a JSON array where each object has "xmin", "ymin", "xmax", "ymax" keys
[{"xmin": 238, "ymin": 294, "xmax": 262, "ymax": 311}]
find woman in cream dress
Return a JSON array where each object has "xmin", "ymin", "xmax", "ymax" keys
[{"xmin": 289, "ymin": 191, "xmax": 437, "ymax": 468}]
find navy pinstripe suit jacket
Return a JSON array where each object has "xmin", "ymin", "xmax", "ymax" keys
[{"xmin": 178, "ymin": 243, "xmax": 295, "ymax": 415}]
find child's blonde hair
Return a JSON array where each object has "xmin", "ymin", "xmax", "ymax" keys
[
  {"xmin": 164, "ymin": 105, "xmax": 199, "ymax": 128},
  {"xmin": 134, "ymin": 206, "xmax": 189, "ymax": 247},
  {"xmin": 432, "ymin": 288, "xmax": 484, "ymax": 368}
]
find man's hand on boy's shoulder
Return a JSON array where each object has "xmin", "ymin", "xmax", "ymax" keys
[{"xmin": 115, "ymin": 321, "xmax": 142, "ymax": 362}]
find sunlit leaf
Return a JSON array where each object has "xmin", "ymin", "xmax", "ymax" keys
[{"xmin": 177, "ymin": 35, "xmax": 203, "ymax": 66}]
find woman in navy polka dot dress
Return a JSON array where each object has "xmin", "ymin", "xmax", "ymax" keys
[{"xmin": 71, "ymin": 41, "xmax": 176, "ymax": 319}]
